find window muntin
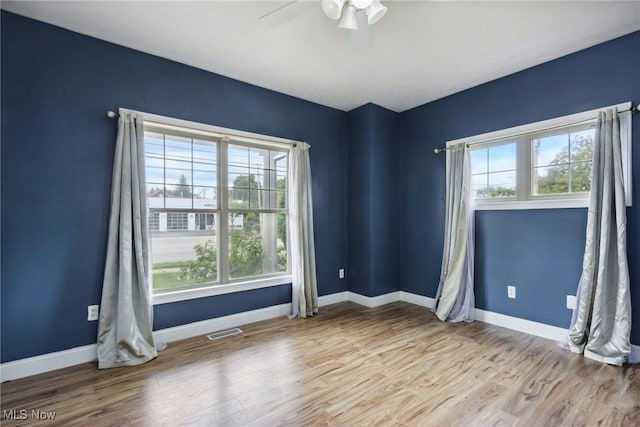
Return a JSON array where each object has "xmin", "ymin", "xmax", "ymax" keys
[
  {"xmin": 469, "ymin": 123, "xmax": 598, "ymax": 206},
  {"xmin": 228, "ymin": 212, "xmax": 288, "ymax": 279},
  {"xmin": 471, "ymin": 141, "xmax": 517, "ymax": 199},
  {"xmin": 144, "ymin": 127, "xmax": 289, "ymax": 299},
  {"xmin": 531, "ymin": 127, "xmax": 594, "ymax": 196},
  {"xmin": 228, "ymin": 144, "xmax": 288, "ymax": 211},
  {"xmin": 145, "ymin": 132, "xmax": 218, "ymax": 210}
]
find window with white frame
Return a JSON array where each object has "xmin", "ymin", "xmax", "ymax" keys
[
  {"xmin": 458, "ymin": 103, "xmax": 633, "ymax": 210},
  {"xmin": 143, "ymin": 119, "xmax": 291, "ymax": 304}
]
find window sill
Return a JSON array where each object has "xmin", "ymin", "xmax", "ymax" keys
[
  {"xmin": 152, "ymin": 275, "xmax": 292, "ymax": 305},
  {"xmin": 473, "ymin": 198, "xmax": 590, "ymax": 211}
]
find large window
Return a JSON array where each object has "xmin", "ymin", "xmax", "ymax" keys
[
  {"xmin": 456, "ymin": 103, "xmax": 632, "ymax": 210},
  {"xmin": 144, "ymin": 120, "xmax": 291, "ymax": 304}
]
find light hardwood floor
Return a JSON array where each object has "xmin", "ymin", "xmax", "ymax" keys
[{"xmin": 1, "ymin": 301, "xmax": 639, "ymax": 426}]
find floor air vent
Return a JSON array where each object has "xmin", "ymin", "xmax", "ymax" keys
[{"xmin": 207, "ymin": 327, "xmax": 243, "ymax": 341}]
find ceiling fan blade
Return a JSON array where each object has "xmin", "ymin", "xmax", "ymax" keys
[
  {"xmin": 259, "ymin": 1, "xmax": 315, "ymax": 28},
  {"xmin": 258, "ymin": 1, "xmax": 299, "ymax": 21}
]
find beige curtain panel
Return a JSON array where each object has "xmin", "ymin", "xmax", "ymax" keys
[
  {"xmin": 97, "ymin": 112, "xmax": 157, "ymax": 368},
  {"xmin": 288, "ymin": 143, "xmax": 318, "ymax": 318},
  {"xmin": 433, "ymin": 143, "xmax": 475, "ymax": 322},
  {"xmin": 567, "ymin": 110, "xmax": 632, "ymax": 366}
]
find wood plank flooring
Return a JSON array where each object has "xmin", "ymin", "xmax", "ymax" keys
[{"xmin": 1, "ymin": 301, "xmax": 639, "ymax": 426}]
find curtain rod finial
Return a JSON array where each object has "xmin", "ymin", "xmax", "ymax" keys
[{"xmin": 107, "ymin": 111, "xmax": 118, "ymax": 118}]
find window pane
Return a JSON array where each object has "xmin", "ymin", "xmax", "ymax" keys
[
  {"xmin": 146, "ymin": 166, "xmax": 164, "ymax": 183},
  {"xmin": 276, "ymin": 190, "xmax": 287, "ymax": 210},
  {"xmin": 193, "ymin": 168, "xmax": 216, "ymax": 187},
  {"xmin": 164, "ymin": 136, "xmax": 192, "ymax": 161},
  {"xmin": 570, "ymin": 162, "xmax": 592, "ymax": 193},
  {"xmin": 569, "ymin": 130, "xmax": 594, "ymax": 163},
  {"xmin": 229, "ymin": 177, "xmax": 262, "ymax": 208},
  {"xmin": 165, "ymin": 184, "xmax": 193, "ymax": 208},
  {"xmin": 150, "ymin": 211, "xmax": 218, "ymax": 292},
  {"xmin": 147, "ymin": 185, "xmax": 165, "ymax": 209},
  {"xmin": 472, "ymin": 174, "xmax": 488, "ymax": 198},
  {"xmin": 229, "ymin": 188, "xmax": 249, "ymax": 209},
  {"xmin": 488, "ymin": 143, "xmax": 516, "ymax": 172},
  {"xmin": 532, "ymin": 128, "xmax": 594, "ymax": 196},
  {"xmin": 533, "ymin": 165, "xmax": 569, "ymax": 194},
  {"xmin": 228, "ymin": 145, "xmax": 249, "ymax": 168},
  {"xmin": 228, "ymin": 144, "xmax": 287, "ymax": 211},
  {"xmin": 275, "ymin": 156, "xmax": 288, "ymax": 173},
  {"xmin": 192, "ymin": 139, "xmax": 216, "ymax": 164},
  {"xmin": 249, "ymin": 147, "xmax": 267, "ymax": 170},
  {"xmin": 249, "ymin": 189, "xmax": 263, "ymax": 209},
  {"xmin": 144, "ymin": 132, "xmax": 164, "ymax": 155},
  {"xmin": 471, "ymin": 148, "xmax": 488, "ymax": 175},
  {"xmin": 533, "ymin": 134, "xmax": 568, "ymax": 167},
  {"xmin": 193, "ymin": 186, "xmax": 217, "ymax": 209},
  {"xmin": 488, "ymin": 171, "xmax": 516, "ymax": 198},
  {"xmin": 250, "ymin": 174, "xmax": 264, "ymax": 189},
  {"xmin": 165, "ymin": 167, "xmax": 192, "ymax": 185},
  {"xmin": 228, "ymin": 213, "xmax": 287, "ymax": 279},
  {"xmin": 146, "ymin": 156, "xmax": 164, "ymax": 169}
]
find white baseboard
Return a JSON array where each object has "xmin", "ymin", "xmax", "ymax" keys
[
  {"xmin": 0, "ymin": 344, "xmax": 98, "ymax": 383},
  {"xmin": 348, "ymin": 291, "xmax": 401, "ymax": 308},
  {"xmin": 473, "ymin": 308, "xmax": 569, "ymax": 342},
  {"xmin": 399, "ymin": 291, "xmax": 435, "ymax": 308},
  {"xmin": 319, "ymin": 291, "xmax": 402, "ymax": 308},
  {"xmin": 153, "ymin": 303, "xmax": 291, "ymax": 343},
  {"xmin": 1, "ymin": 302, "xmax": 292, "ymax": 383},
  {"xmin": 318, "ymin": 291, "xmax": 348, "ymax": 307},
  {"xmin": 3, "ymin": 290, "xmax": 638, "ymax": 382}
]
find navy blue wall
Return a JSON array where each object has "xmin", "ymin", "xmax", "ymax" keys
[
  {"xmin": 347, "ymin": 106, "xmax": 371, "ymax": 296},
  {"xmin": 3, "ymin": 10, "xmax": 639, "ymax": 364},
  {"xmin": 347, "ymin": 104, "xmax": 399, "ymax": 297},
  {"xmin": 1, "ymin": 11, "xmax": 349, "ymax": 363},
  {"xmin": 400, "ymin": 31, "xmax": 640, "ymax": 344}
]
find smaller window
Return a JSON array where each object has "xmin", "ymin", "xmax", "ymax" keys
[{"xmin": 451, "ymin": 102, "xmax": 633, "ymax": 210}]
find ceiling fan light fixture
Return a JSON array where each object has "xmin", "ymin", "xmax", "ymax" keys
[
  {"xmin": 366, "ymin": 1, "xmax": 387, "ymax": 25},
  {"xmin": 339, "ymin": 5, "xmax": 359, "ymax": 30},
  {"xmin": 322, "ymin": 0, "xmax": 345, "ymax": 20}
]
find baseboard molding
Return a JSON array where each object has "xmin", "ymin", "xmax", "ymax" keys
[
  {"xmin": 0, "ymin": 344, "xmax": 98, "ymax": 383},
  {"xmin": 398, "ymin": 291, "xmax": 567, "ymax": 342},
  {"xmin": 3, "ymin": 290, "xmax": 638, "ymax": 382},
  {"xmin": 153, "ymin": 303, "xmax": 291, "ymax": 344},
  {"xmin": 1, "ymin": 302, "xmax": 292, "ymax": 383},
  {"xmin": 399, "ymin": 291, "xmax": 435, "ymax": 308},
  {"xmin": 318, "ymin": 291, "xmax": 348, "ymax": 307},
  {"xmin": 347, "ymin": 291, "xmax": 401, "ymax": 308},
  {"xmin": 322, "ymin": 291, "xmax": 640, "ymax": 353},
  {"xmin": 473, "ymin": 308, "xmax": 568, "ymax": 342}
]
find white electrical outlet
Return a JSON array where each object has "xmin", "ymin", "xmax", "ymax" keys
[
  {"xmin": 88, "ymin": 305, "xmax": 99, "ymax": 321},
  {"xmin": 566, "ymin": 295, "xmax": 577, "ymax": 309},
  {"xmin": 507, "ymin": 285, "xmax": 516, "ymax": 299},
  {"xmin": 339, "ymin": 268, "xmax": 345, "ymax": 279}
]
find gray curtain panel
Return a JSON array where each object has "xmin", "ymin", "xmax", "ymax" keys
[
  {"xmin": 433, "ymin": 143, "xmax": 475, "ymax": 322},
  {"xmin": 97, "ymin": 112, "xmax": 157, "ymax": 368},
  {"xmin": 289, "ymin": 143, "xmax": 318, "ymax": 318},
  {"xmin": 567, "ymin": 110, "xmax": 632, "ymax": 366}
]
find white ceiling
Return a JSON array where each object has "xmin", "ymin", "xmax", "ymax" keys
[{"xmin": 3, "ymin": 1, "xmax": 639, "ymax": 112}]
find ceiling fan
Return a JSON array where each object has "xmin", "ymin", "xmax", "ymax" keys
[
  {"xmin": 322, "ymin": 0, "xmax": 388, "ymax": 30},
  {"xmin": 259, "ymin": 0, "xmax": 388, "ymax": 31}
]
